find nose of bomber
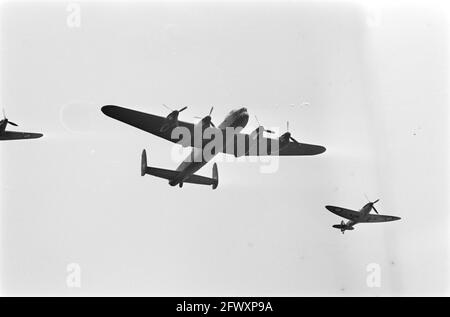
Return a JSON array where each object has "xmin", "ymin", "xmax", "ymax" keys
[
  {"xmin": 241, "ymin": 109, "xmax": 249, "ymax": 125},
  {"xmin": 241, "ymin": 108, "xmax": 249, "ymax": 119}
]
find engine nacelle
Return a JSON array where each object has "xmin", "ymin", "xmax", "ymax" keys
[
  {"xmin": 278, "ymin": 133, "xmax": 291, "ymax": 151},
  {"xmin": 159, "ymin": 110, "xmax": 181, "ymax": 133}
]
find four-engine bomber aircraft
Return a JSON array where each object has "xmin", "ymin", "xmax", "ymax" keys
[
  {"xmin": 101, "ymin": 104, "xmax": 326, "ymax": 189},
  {"xmin": 0, "ymin": 110, "xmax": 43, "ymax": 141},
  {"xmin": 326, "ymin": 199, "xmax": 401, "ymax": 234}
]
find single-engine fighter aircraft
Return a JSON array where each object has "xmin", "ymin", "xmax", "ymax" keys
[
  {"xmin": 101, "ymin": 104, "xmax": 326, "ymax": 189},
  {"xmin": 0, "ymin": 110, "xmax": 43, "ymax": 141},
  {"xmin": 326, "ymin": 199, "xmax": 401, "ymax": 234}
]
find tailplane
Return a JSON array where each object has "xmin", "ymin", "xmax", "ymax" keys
[
  {"xmin": 141, "ymin": 149, "xmax": 219, "ymax": 190},
  {"xmin": 332, "ymin": 220, "xmax": 354, "ymax": 234}
]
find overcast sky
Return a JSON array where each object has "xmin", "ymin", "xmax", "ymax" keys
[{"xmin": 0, "ymin": 0, "xmax": 448, "ymax": 295}]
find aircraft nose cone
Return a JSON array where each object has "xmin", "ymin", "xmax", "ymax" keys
[{"xmin": 241, "ymin": 111, "xmax": 249, "ymax": 127}]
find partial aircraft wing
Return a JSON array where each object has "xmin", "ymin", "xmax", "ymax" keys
[
  {"xmin": 221, "ymin": 134, "xmax": 326, "ymax": 156},
  {"xmin": 325, "ymin": 206, "xmax": 360, "ymax": 221},
  {"xmin": 274, "ymin": 141, "xmax": 326, "ymax": 156},
  {"xmin": 359, "ymin": 214, "xmax": 401, "ymax": 223},
  {"xmin": 102, "ymin": 105, "xmax": 195, "ymax": 146},
  {"xmin": 102, "ymin": 105, "xmax": 325, "ymax": 156},
  {"xmin": 0, "ymin": 131, "xmax": 43, "ymax": 141}
]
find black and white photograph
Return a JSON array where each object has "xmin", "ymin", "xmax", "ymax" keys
[{"xmin": 0, "ymin": 0, "xmax": 449, "ymax": 301}]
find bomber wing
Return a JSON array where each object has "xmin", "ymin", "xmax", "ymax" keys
[
  {"xmin": 102, "ymin": 105, "xmax": 326, "ymax": 156},
  {"xmin": 221, "ymin": 134, "xmax": 326, "ymax": 156},
  {"xmin": 102, "ymin": 105, "xmax": 199, "ymax": 147}
]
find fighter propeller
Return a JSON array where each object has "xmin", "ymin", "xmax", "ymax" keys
[
  {"xmin": 2, "ymin": 109, "xmax": 18, "ymax": 127},
  {"xmin": 364, "ymin": 194, "xmax": 380, "ymax": 214},
  {"xmin": 371, "ymin": 199, "xmax": 380, "ymax": 214}
]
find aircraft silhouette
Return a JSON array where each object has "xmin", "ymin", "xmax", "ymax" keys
[
  {"xmin": 326, "ymin": 198, "xmax": 401, "ymax": 234},
  {"xmin": 101, "ymin": 104, "xmax": 326, "ymax": 189},
  {"xmin": 0, "ymin": 109, "xmax": 43, "ymax": 141}
]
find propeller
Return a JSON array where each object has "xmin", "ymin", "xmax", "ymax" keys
[
  {"xmin": 159, "ymin": 104, "xmax": 188, "ymax": 133},
  {"xmin": 194, "ymin": 107, "xmax": 215, "ymax": 127},
  {"xmin": 254, "ymin": 116, "xmax": 275, "ymax": 134},
  {"xmin": 162, "ymin": 104, "xmax": 172, "ymax": 111},
  {"xmin": 281, "ymin": 121, "xmax": 300, "ymax": 144},
  {"xmin": 162, "ymin": 104, "xmax": 188, "ymax": 116},
  {"xmin": 372, "ymin": 199, "xmax": 380, "ymax": 214},
  {"xmin": 364, "ymin": 194, "xmax": 380, "ymax": 214},
  {"xmin": 2, "ymin": 109, "xmax": 18, "ymax": 126}
]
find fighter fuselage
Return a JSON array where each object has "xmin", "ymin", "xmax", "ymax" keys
[{"xmin": 339, "ymin": 203, "xmax": 374, "ymax": 230}]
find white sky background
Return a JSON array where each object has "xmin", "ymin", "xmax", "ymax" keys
[{"xmin": 0, "ymin": 0, "xmax": 448, "ymax": 295}]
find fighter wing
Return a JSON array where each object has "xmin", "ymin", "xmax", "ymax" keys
[
  {"xmin": 222, "ymin": 134, "xmax": 326, "ymax": 156},
  {"xmin": 325, "ymin": 206, "xmax": 360, "ymax": 221},
  {"xmin": 0, "ymin": 131, "xmax": 43, "ymax": 140},
  {"xmin": 360, "ymin": 214, "xmax": 401, "ymax": 223},
  {"xmin": 102, "ymin": 105, "xmax": 197, "ymax": 147}
]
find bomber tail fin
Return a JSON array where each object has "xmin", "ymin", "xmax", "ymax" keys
[
  {"xmin": 141, "ymin": 149, "xmax": 148, "ymax": 176},
  {"xmin": 212, "ymin": 163, "xmax": 219, "ymax": 190},
  {"xmin": 141, "ymin": 149, "xmax": 219, "ymax": 189},
  {"xmin": 141, "ymin": 148, "xmax": 179, "ymax": 180}
]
